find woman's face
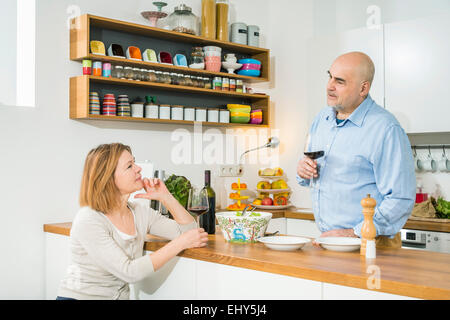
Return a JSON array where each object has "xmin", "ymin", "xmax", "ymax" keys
[{"xmin": 114, "ymin": 150, "xmax": 143, "ymax": 195}]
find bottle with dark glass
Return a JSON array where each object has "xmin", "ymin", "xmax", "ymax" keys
[{"xmin": 199, "ymin": 170, "xmax": 216, "ymax": 234}]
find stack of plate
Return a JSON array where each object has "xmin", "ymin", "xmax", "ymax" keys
[
  {"xmin": 89, "ymin": 92, "xmax": 100, "ymax": 115},
  {"xmin": 102, "ymin": 94, "xmax": 116, "ymax": 116},
  {"xmin": 117, "ymin": 95, "xmax": 131, "ymax": 117}
]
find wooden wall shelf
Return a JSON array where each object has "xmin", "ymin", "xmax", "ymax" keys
[{"xmin": 69, "ymin": 14, "xmax": 272, "ymax": 128}]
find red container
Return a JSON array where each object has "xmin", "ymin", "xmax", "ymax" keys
[{"xmin": 415, "ymin": 193, "xmax": 428, "ymax": 203}]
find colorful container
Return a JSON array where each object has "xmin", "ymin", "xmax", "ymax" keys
[
  {"xmin": 102, "ymin": 63, "xmax": 112, "ymax": 77},
  {"xmin": 102, "ymin": 94, "xmax": 116, "ymax": 116},
  {"xmin": 93, "ymin": 61, "xmax": 102, "ymax": 76},
  {"xmin": 83, "ymin": 60, "xmax": 92, "ymax": 75},
  {"xmin": 227, "ymin": 104, "xmax": 251, "ymax": 123},
  {"xmin": 250, "ymin": 109, "xmax": 263, "ymax": 124}
]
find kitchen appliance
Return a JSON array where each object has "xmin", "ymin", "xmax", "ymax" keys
[{"xmin": 401, "ymin": 228, "xmax": 450, "ymax": 253}]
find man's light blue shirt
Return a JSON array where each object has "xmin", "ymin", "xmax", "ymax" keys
[{"xmin": 297, "ymin": 95, "xmax": 416, "ymax": 238}]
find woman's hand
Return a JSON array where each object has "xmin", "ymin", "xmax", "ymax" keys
[
  {"xmin": 178, "ymin": 228, "xmax": 209, "ymax": 250},
  {"xmin": 134, "ymin": 178, "xmax": 171, "ymax": 202}
]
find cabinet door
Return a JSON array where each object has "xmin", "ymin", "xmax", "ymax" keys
[
  {"xmin": 385, "ymin": 13, "xmax": 450, "ymax": 133},
  {"xmin": 306, "ymin": 27, "xmax": 385, "ymax": 125}
]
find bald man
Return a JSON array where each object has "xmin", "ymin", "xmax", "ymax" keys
[{"xmin": 297, "ymin": 52, "xmax": 415, "ymax": 246}]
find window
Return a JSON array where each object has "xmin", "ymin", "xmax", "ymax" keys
[{"xmin": 0, "ymin": 0, "xmax": 36, "ymax": 108}]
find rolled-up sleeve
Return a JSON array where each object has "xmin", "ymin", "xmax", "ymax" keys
[{"xmin": 353, "ymin": 125, "xmax": 416, "ymax": 238}]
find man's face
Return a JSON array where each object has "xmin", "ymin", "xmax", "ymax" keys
[{"xmin": 326, "ymin": 60, "xmax": 363, "ymax": 111}]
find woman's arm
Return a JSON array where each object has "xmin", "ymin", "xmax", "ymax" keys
[{"xmin": 135, "ymin": 178, "xmax": 195, "ymax": 225}]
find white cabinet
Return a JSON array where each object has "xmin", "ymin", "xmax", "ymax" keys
[
  {"xmin": 385, "ymin": 13, "xmax": 450, "ymax": 133},
  {"xmin": 287, "ymin": 219, "xmax": 321, "ymax": 238},
  {"xmin": 306, "ymin": 26, "xmax": 385, "ymax": 125}
]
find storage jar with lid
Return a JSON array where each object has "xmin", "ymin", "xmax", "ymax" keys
[
  {"xmin": 201, "ymin": 0, "xmax": 216, "ymax": 39},
  {"xmin": 219, "ymin": 109, "xmax": 230, "ymax": 123},
  {"xmin": 247, "ymin": 25, "xmax": 260, "ymax": 47},
  {"xmin": 133, "ymin": 68, "xmax": 142, "ymax": 81},
  {"xmin": 111, "ymin": 65, "xmax": 125, "ymax": 79},
  {"xmin": 168, "ymin": 4, "xmax": 199, "ymax": 36},
  {"xmin": 159, "ymin": 105, "xmax": 171, "ymax": 119},
  {"xmin": 148, "ymin": 70, "xmax": 157, "ymax": 82},
  {"xmin": 216, "ymin": 0, "xmax": 229, "ymax": 41},
  {"xmin": 231, "ymin": 22, "xmax": 247, "ymax": 45},
  {"xmin": 144, "ymin": 98, "xmax": 159, "ymax": 119},
  {"xmin": 204, "ymin": 77, "xmax": 212, "ymax": 89},
  {"xmin": 124, "ymin": 67, "xmax": 134, "ymax": 80},
  {"xmin": 142, "ymin": 69, "xmax": 150, "ymax": 81},
  {"xmin": 196, "ymin": 108, "xmax": 207, "ymax": 122},
  {"xmin": 207, "ymin": 108, "xmax": 219, "ymax": 122},
  {"xmin": 163, "ymin": 72, "xmax": 172, "ymax": 84},
  {"xmin": 184, "ymin": 75, "xmax": 193, "ymax": 87},
  {"xmin": 190, "ymin": 47, "xmax": 205, "ymax": 66},
  {"xmin": 155, "ymin": 71, "xmax": 163, "ymax": 83},
  {"xmin": 171, "ymin": 105, "xmax": 184, "ymax": 120},
  {"xmin": 184, "ymin": 107, "xmax": 196, "ymax": 121}
]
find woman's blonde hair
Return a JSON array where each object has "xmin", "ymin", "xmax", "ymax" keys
[{"xmin": 79, "ymin": 143, "xmax": 132, "ymax": 213}]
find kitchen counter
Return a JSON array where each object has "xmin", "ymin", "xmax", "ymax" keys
[{"xmin": 44, "ymin": 222, "xmax": 450, "ymax": 300}]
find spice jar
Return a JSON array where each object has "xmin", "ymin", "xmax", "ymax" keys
[
  {"xmin": 168, "ymin": 4, "xmax": 199, "ymax": 36},
  {"xmin": 229, "ymin": 78, "xmax": 236, "ymax": 91},
  {"xmin": 170, "ymin": 73, "xmax": 179, "ymax": 85},
  {"xmin": 236, "ymin": 79, "xmax": 244, "ymax": 93},
  {"xmin": 178, "ymin": 74, "xmax": 187, "ymax": 86},
  {"xmin": 148, "ymin": 70, "xmax": 157, "ymax": 82},
  {"xmin": 196, "ymin": 77, "xmax": 204, "ymax": 88},
  {"xmin": 163, "ymin": 72, "xmax": 172, "ymax": 84},
  {"xmin": 213, "ymin": 77, "xmax": 222, "ymax": 90},
  {"xmin": 191, "ymin": 76, "xmax": 199, "ymax": 87},
  {"xmin": 216, "ymin": 0, "xmax": 229, "ymax": 41},
  {"xmin": 111, "ymin": 65, "xmax": 125, "ymax": 79},
  {"xmin": 201, "ymin": 0, "xmax": 216, "ymax": 39},
  {"xmin": 124, "ymin": 67, "xmax": 134, "ymax": 80},
  {"xmin": 222, "ymin": 77, "xmax": 229, "ymax": 91},
  {"xmin": 155, "ymin": 71, "xmax": 163, "ymax": 83},
  {"xmin": 204, "ymin": 77, "xmax": 212, "ymax": 89},
  {"xmin": 184, "ymin": 75, "xmax": 193, "ymax": 87}
]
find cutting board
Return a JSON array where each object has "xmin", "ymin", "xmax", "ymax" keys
[{"xmin": 409, "ymin": 215, "xmax": 450, "ymax": 223}]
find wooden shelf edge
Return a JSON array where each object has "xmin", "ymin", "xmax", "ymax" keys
[
  {"xmin": 82, "ymin": 75, "xmax": 270, "ymax": 99},
  {"xmin": 72, "ymin": 54, "xmax": 269, "ymax": 84},
  {"xmin": 73, "ymin": 115, "xmax": 270, "ymax": 128},
  {"xmin": 85, "ymin": 14, "xmax": 270, "ymax": 55}
]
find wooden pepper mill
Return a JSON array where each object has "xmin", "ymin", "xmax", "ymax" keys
[{"xmin": 360, "ymin": 194, "xmax": 377, "ymax": 259}]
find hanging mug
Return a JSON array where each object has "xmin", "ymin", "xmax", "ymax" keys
[
  {"xmin": 413, "ymin": 148, "xmax": 423, "ymax": 172},
  {"xmin": 421, "ymin": 149, "xmax": 437, "ymax": 172},
  {"xmin": 438, "ymin": 147, "xmax": 450, "ymax": 172}
]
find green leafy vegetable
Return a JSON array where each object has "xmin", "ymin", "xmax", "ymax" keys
[
  {"xmin": 164, "ymin": 175, "xmax": 191, "ymax": 208},
  {"xmin": 431, "ymin": 197, "xmax": 450, "ymax": 219}
]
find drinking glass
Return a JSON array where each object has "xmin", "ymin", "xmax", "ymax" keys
[
  {"xmin": 303, "ymin": 133, "xmax": 324, "ymax": 189},
  {"xmin": 187, "ymin": 187, "xmax": 209, "ymax": 227}
]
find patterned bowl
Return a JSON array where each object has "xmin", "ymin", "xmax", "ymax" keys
[{"xmin": 216, "ymin": 211, "xmax": 272, "ymax": 243}]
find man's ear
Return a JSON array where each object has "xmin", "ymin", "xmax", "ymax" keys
[{"xmin": 360, "ymin": 81, "xmax": 371, "ymax": 97}]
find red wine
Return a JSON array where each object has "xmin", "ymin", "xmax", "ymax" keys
[
  {"xmin": 304, "ymin": 151, "xmax": 324, "ymax": 160},
  {"xmin": 199, "ymin": 170, "xmax": 216, "ymax": 234},
  {"xmin": 188, "ymin": 206, "xmax": 209, "ymax": 217}
]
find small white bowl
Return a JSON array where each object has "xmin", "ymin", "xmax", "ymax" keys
[
  {"xmin": 258, "ymin": 236, "xmax": 310, "ymax": 251},
  {"xmin": 222, "ymin": 61, "xmax": 243, "ymax": 74}
]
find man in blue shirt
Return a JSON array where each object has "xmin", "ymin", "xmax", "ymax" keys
[{"xmin": 296, "ymin": 52, "xmax": 415, "ymax": 242}]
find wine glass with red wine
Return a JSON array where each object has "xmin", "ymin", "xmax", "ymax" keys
[
  {"xmin": 187, "ymin": 187, "xmax": 210, "ymax": 227},
  {"xmin": 303, "ymin": 133, "xmax": 324, "ymax": 189}
]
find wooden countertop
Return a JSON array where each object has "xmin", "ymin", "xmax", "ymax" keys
[
  {"xmin": 44, "ymin": 222, "xmax": 450, "ymax": 300},
  {"xmin": 261, "ymin": 208, "xmax": 450, "ymax": 233}
]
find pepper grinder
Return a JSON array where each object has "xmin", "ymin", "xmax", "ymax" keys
[{"xmin": 360, "ymin": 194, "xmax": 377, "ymax": 259}]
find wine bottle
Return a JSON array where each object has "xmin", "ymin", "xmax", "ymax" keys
[{"xmin": 199, "ymin": 170, "xmax": 216, "ymax": 234}]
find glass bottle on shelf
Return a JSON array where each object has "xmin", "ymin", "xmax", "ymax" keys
[
  {"xmin": 216, "ymin": 0, "xmax": 229, "ymax": 41},
  {"xmin": 168, "ymin": 4, "xmax": 199, "ymax": 36}
]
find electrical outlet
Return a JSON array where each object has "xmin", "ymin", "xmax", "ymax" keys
[{"xmin": 219, "ymin": 165, "xmax": 243, "ymax": 177}]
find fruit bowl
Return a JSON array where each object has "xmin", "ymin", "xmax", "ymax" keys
[
  {"xmin": 251, "ymin": 203, "xmax": 293, "ymax": 210},
  {"xmin": 216, "ymin": 211, "xmax": 272, "ymax": 243}
]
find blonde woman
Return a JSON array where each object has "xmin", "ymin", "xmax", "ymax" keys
[{"xmin": 57, "ymin": 143, "xmax": 208, "ymax": 300}]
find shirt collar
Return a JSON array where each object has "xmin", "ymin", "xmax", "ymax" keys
[{"xmin": 325, "ymin": 95, "xmax": 373, "ymax": 127}]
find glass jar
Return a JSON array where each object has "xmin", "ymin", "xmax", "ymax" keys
[
  {"xmin": 155, "ymin": 71, "xmax": 163, "ymax": 83},
  {"xmin": 190, "ymin": 47, "xmax": 205, "ymax": 66},
  {"xmin": 163, "ymin": 72, "xmax": 172, "ymax": 84},
  {"xmin": 204, "ymin": 77, "xmax": 212, "ymax": 89},
  {"xmin": 111, "ymin": 65, "xmax": 125, "ymax": 79},
  {"xmin": 148, "ymin": 70, "xmax": 157, "ymax": 82},
  {"xmin": 201, "ymin": 0, "xmax": 216, "ymax": 39},
  {"xmin": 124, "ymin": 67, "xmax": 134, "ymax": 80},
  {"xmin": 133, "ymin": 67, "xmax": 142, "ymax": 81},
  {"xmin": 216, "ymin": 0, "xmax": 229, "ymax": 41},
  {"xmin": 170, "ymin": 73, "xmax": 179, "ymax": 85},
  {"xmin": 168, "ymin": 4, "xmax": 199, "ymax": 36},
  {"xmin": 197, "ymin": 77, "xmax": 205, "ymax": 88},
  {"xmin": 184, "ymin": 75, "xmax": 193, "ymax": 87},
  {"xmin": 191, "ymin": 76, "xmax": 199, "ymax": 88}
]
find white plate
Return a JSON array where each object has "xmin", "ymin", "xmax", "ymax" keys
[
  {"xmin": 252, "ymin": 204, "xmax": 293, "ymax": 210},
  {"xmin": 314, "ymin": 237, "xmax": 361, "ymax": 252},
  {"xmin": 256, "ymin": 188, "xmax": 290, "ymax": 194},
  {"xmin": 258, "ymin": 236, "xmax": 310, "ymax": 251}
]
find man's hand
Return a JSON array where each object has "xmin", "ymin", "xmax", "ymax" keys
[
  {"xmin": 313, "ymin": 228, "xmax": 358, "ymax": 247},
  {"xmin": 297, "ymin": 157, "xmax": 318, "ymax": 180}
]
